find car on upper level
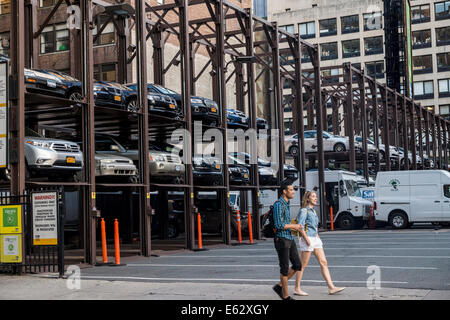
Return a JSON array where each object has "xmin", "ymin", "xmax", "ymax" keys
[
  {"xmin": 227, "ymin": 108, "xmax": 249, "ymax": 129},
  {"xmin": 93, "ymin": 81, "xmax": 137, "ymax": 111},
  {"xmin": 285, "ymin": 131, "xmax": 350, "ymax": 155}
]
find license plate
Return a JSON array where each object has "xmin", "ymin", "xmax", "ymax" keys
[
  {"xmin": 114, "ymin": 95, "xmax": 121, "ymax": 102},
  {"xmin": 66, "ymin": 157, "xmax": 76, "ymax": 164},
  {"xmin": 241, "ymin": 118, "xmax": 246, "ymax": 123},
  {"xmin": 211, "ymin": 107, "xmax": 217, "ymax": 113},
  {"xmin": 244, "ymin": 173, "xmax": 249, "ymax": 178},
  {"xmin": 175, "ymin": 165, "xmax": 181, "ymax": 171},
  {"xmin": 169, "ymin": 104, "xmax": 176, "ymax": 109},
  {"xmin": 47, "ymin": 80, "xmax": 57, "ymax": 88}
]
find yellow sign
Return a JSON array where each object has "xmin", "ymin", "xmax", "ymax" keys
[
  {"xmin": 147, "ymin": 192, "xmax": 150, "ymax": 199},
  {"xmin": 0, "ymin": 234, "xmax": 22, "ymax": 263},
  {"xmin": 92, "ymin": 192, "xmax": 96, "ymax": 199},
  {"xmin": 0, "ymin": 205, "xmax": 22, "ymax": 234},
  {"xmin": 190, "ymin": 192, "xmax": 194, "ymax": 199}
]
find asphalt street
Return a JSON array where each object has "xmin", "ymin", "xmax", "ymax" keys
[{"xmin": 77, "ymin": 228, "xmax": 450, "ymax": 291}]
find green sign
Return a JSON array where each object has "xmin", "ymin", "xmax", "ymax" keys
[{"xmin": 3, "ymin": 208, "xmax": 18, "ymax": 227}]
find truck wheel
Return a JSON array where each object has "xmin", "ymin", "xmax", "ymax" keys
[
  {"xmin": 334, "ymin": 143, "xmax": 346, "ymax": 153},
  {"xmin": 388, "ymin": 211, "xmax": 409, "ymax": 229},
  {"xmin": 289, "ymin": 145, "xmax": 299, "ymax": 157},
  {"xmin": 337, "ymin": 213, "xmax": 355, "ymax": 230}
]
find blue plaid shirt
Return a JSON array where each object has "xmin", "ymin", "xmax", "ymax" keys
[{"xmin": 273, "ymin": 197, "xmax": 293, "ymax": 240}]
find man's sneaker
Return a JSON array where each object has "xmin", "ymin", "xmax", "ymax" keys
[
  {"xmin": 282, "ymin": 296, "xmax": 294, "ymax": 300},
  {"xmin": 272, "ymin": 284, "xmax": 283, "ymax": 299}
]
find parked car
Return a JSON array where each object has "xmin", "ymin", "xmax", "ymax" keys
[
  {"xmin": 257, "ymin": 118, "xmax": 269, "ymax": 130},
  {"xmin": 2, "ymin": 128, "xmax": 84, "ymax": 181},
  {"xmin": 125, "ymin": 83, "xmax": 181, "ymax": 118},
  {"xmin": 230, "ymin": 152, "xmax": 298, "ymax": 183},
  {"xmin": 228, "ymin": 154, "xmax": 277, "ymax": 185},
  {"xmin": 93, "ymin": 81, "xmax": 138, "ymax": 111},
  {"xmin": 228, "ymin": 159, "xmax": 250, "ymax": 185},
  {"xmin": 193, "ymin": 156, "xmax": 223, "ymax": 185},
  {"xmin": 354, "ymin": 136, "xmax": 378, "ymax": 161},
  {"xmin": 285, "ymin": 131, "xmax": 350, "ymax": 155},
  {"xmin": 227, "ymin": 109, "xmax": 249, "ymax": 129},
  {"xmin": 136, "ymin": 83, "xmax": 220, "ymax": 125},
  {"xmin": 24, "ymin": 68, "xmax": 81, "ymax": 100},
  {"xmin": 94, "ymin": 135, "xmax": 185, "ymax": 183}
]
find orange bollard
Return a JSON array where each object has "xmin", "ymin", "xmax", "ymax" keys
[
  {"xmin": 114, "ymin": 219, "xmax": 121, "ymax": 265},
  {"xmin": 197, "ymin": 212, "xmax": 203, "ymax": 249},
  {"xmin": 369, "ymin": 205, "xmax": 375, "ymax": 229},
  {"xmin": 236, "ymin": 210, "xmax": 242, "ymax": 243},
  {"xmin": 101, "ymin": 218, "xmax": 108, "ymax": 263},
  {"xmin": 330, "ymin": 206, "xmax": 334, "ymax": 231},
  {"xmin": 247, "ymin": 211, "xmax": 253, "ymax": 244}
]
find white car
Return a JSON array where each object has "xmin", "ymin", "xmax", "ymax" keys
[{"xmin": 285, "ymin": 130, "xmax": 350, "ymax": 155}]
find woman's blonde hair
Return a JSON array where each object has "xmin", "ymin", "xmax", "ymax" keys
[{"xmin": 301, "ymin": 191, "xmax": 316, "ymax": 208}]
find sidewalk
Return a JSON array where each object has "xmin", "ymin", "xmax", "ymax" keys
[{"xmin": 0, "ymin": 274, "xmax": 449, "ymax": 300}]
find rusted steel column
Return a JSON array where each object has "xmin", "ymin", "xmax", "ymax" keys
[
  {"xmin": 416, "ymin": 105, "xmax": 424, "ymax": 168},
  {"xmin": 331, "ymin": 96, "xmax": 339, "ymax": 135},
  {"xmin": 424, "ymin": 110, "xmax": 435, "ymax": 168},
  {"xmin": 177, "ymin": 0, "xmax": 195, "ymax": 250},
  {"xmin": 152, "ymin": 27, "xmax": 165, "ymax": 86},
  {"xmin": 382, "ymin": 85, "xmax": 390, "ymax": 171},
  {"xmin": 245, "ymin": 8, "xmax": 261, "ymax": 240},
  {"xmin": 306, "ymin": 86, "xmax": 314, "ymax": 130},
  {"xmin": 235, "ymin": 62, "xmax": 245, "ymax": 109},
  {"xmin": 214, "ymin": 0, "xmax": 230, "ymax": 245},
  {"xmin": 135, "ymin": 0, "xmax": 151, "ymax": 257},
  {"xmin": 445, "ymin": 122, "xmax": 449, "ymax": 169},
  {"xmin": 117, "ymin": 15, "xmax": 130, "ymax": 84},
  {"xmin": 437, "ymin": 116, "xmax": 443, "ymax": 169},
  {"xmin": 81, "ymin": 0, "xmax": 97, "ymax": 265},
  {"xmin": 359, "ymin": 71, "xmax": 369, "ymax": 183},
  {"xmin": 409, "ymin": 101, "xmax": 417, "ymax": 170},
  {"xmin": 10, "ymin": 0, "xmax": 26, "ymax": 264},
  {"xmin": 295, "ymin": 38, "xmax": 306, "ymax": 189},
  {"xmin": 271, "ymin": 22, "xmax": 285, "ymax": 185},
  {"xmin": 371, "ymin": 82, "xmax": 381, "ymax": 172},
  {"xmin": 311, "ymin": 45, "xmax": 326, "ymax": 226},
  {"xmin": 392, "ymin": 93, "xmax": 400, "ymax": 170},
  {"xmin": 402, "ymin": 97, "xmax": 409, "ymax": 170},
  {"xmin": 431, "ymin": 114, "xmax": 437, "ymax": 167},
  {"xmin": 344, "ymin": 63, "xmax": 356, "ymax": 172}
]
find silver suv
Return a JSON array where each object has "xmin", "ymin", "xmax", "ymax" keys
[{"xmin": 12, "ymin": 128, "xmax": 84, "ymax": 180}]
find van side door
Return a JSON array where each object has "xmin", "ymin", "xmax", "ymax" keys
[{"xmin": 442, "ymin": 185, "xmax": 450, "ymax": 221}]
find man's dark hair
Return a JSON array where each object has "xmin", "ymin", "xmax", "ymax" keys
[{"xmin": 280, "ymin": 180, "xmax": 293, "ymax": 194}]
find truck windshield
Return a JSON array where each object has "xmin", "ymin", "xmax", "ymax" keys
[{"xmin": 344, "ymin": 179, "xmax": 361, "ymax": 197}]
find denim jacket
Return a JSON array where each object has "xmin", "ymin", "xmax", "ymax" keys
[{"xmin": 296, "ymin": 206, "xmax": 319, "ymax": 237}]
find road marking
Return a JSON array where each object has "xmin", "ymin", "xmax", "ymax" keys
[
  {"xmin": 126, "ymin": 263, "xmax": 437, "ymax": 270},
  {"xmin": 161, "ymin": 255, "xmax": 450, "ymax": 259},
  {"xmin": 75, "ymin": 275, "xmax": 408, "ymax": 285}
]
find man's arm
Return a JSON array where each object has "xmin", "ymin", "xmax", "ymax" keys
[{"xmin": 273, "ymin": 202, "xmax": 302, "ymax": 231}]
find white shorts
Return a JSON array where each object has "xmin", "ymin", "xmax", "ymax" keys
[{"xmin": 298, "ymin": 235, "xmax": 323, "ymax": 252}]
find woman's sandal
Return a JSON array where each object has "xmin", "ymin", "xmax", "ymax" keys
[
  {"xmin": 293, "ymin": 290, "xmax": 309, "ymax": 296},
  {"xmin": 328, "ymin": 287, "xmax": 346, "ymax": 295}
]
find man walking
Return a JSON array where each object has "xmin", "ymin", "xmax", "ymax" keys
[{"xmin": 272, "ymin": 182, "xmax": 305, "ymax": 300}]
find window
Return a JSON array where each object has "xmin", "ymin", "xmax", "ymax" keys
[
  {"xmin": 412, "ymin": 30, "xmax": 431, "ymax": 49},
  {"xmin": 301, "ymin": 46, "xmax": 311, "ymax": 63},
  {"xmin": 440, "ymin": 105, "xmax": 450, "ymax": 120},
  {"xmin": 342, "ymin": 39, "xmax": 360, "ymax": 58},
  {"xmin": 320, "ymin": 42, "xmax": 338, "ymax": 60},
  {"xmin": 364, "ymin": 36, "xmax": 383, "ymax": 55},
  {"xmin": 341, "ymin": 15, "xmax": 359, "ymax": 34},
  {"xmin": 436, "ymin": 27, "xmax": 450, "ymax": 46},
  {"xmin": 413, "ymin": 81, "xmax": 434, "ymax": 99},
  {"xmin": 93, "ymin": 15, "xmax": 115, "ymax": 46},
  {"xmin": 363, "ymin": 12, "xmax": 382, "ymax": 31},
  {"xmin": 40, "ymin": 24, "xmax": 69, "ymax": 54},
  {"xmin": 435, "ymin": 1, "xmax": 450, "ymax": 20},
  {"xmin": 304, "ymin": 131, "xmax": 316, "ymax": 139},
  {"xmin": 39, "ymin": 0, "xmax": 55, "ymax": 7},
  {"xmin": 322, "ymin": 68, "xmax": 340, "ymax": 83},
  {"xmin": 444, "ymin": 185, "xmax": 450, "ymax": 198},
  {"xmin": 413, "ymin": 55, "xmax": 433, "ymax": 74},
  {"xmin": 438, "ymin": 79, "xmax": 450, "ymax": 97},
  {"xmin": 283, "ymin": 78, "xmax": 291, "ymax": 89},
  {"xmin": 299, "ymin": 21, "xmax": 315, "ymax": 39},
  {"xmin": 157, "ymin": 0, "xmax": 164, "ymax": 4},
  {"xmin": 280, "ymin": 24, "xmax": 295, "ymax": 34},
  {"xmin": 0, "ymin": 32, "xmax": 9, "ymax": 57},
  {"xmin": 94, "ymin": 64, "xmax": 116, "ymax": 82},
  {"xmin": 319, "ymin": 18, "xmax": 337, "ymax": 37},
  {"xmin": 0, "ymin": 0, "xmax": 10, "ymax": 15},
  {"xmin": 437, "ymin": 52, "xmax": 450, "ymax": 72},
  {"xmin": 411, "ymin": 4, "xmax": 430, "ymax": 23},
  {"xmin": 365, "ymin": 61, "xmax": 384, "ymax": 79}
]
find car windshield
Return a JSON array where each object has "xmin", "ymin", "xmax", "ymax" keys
[
  {"xmin": 149, "ymin": 144, "xmax": 164, "ymax": 151},
  {"xmin": 344, "ymin": 179, "xmax": 361, "ymax": 197},
  {"xmin": 258, "ymin": 157, "xmax": 271, "ymax": 166},
  {"xmin": 47, "ymin": 70, "xmax": 79, "ymax": 82},
  {"xmin": 153, "ymin": 84, "xmax": 178, "ymax": 95},
  {"xmin": 229, "ymin": 194, "xmax": 237, "ymax": 206},
  {"xmin": 25, "ymin": 127, "xmax": 43, "ymax": 138}
]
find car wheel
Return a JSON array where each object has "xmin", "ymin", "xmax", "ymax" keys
[
  {"xmin": 126, "ymin": 97, "xmax": 138, "ymax": 113},
  {"xmin": 388, "ymin": 211, "xmax": 409, "ymax": 229},
  {"xmin": 68, "ymin": 89, "xmax": 83, "ymax": 102},
  {"xmin": 289, "ymin": 145, "xmax": 299, "ymax": 157},
  {"xmin": 337, "ymin": 213, "xmax": 355, "ymax": 230},
  {"xmin": 334, "ymin": 143, "xmax": 346, "ymax": 153},
  {"xmin": 128, "ymin": 175, "xmax": 138, "ymax": 184}
]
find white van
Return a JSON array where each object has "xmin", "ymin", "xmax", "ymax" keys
[
  {"xmin": 374, "ymin": 170, "xmax": 450, "ymax": 229},
  {"xmin": 230, "ymin": 170, "xmax": 372, "ymax": 230}
]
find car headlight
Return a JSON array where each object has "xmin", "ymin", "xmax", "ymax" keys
[
  {"xmin": 24, "ymin": 70, "xmax": 36, "ymax": 77},
  {"xmin": 150, "ymin": 154, "xmax": 165, "ymax": 161},
  {"xmin": 100, "ymin": 159, "xmax": 115, "ymax": 164},
  {"xmin": 93, "ymin": 86, "xmax": 103, "ymax": 92},
  {"xmin": 191, "ymin": 98, "xmax": 203, "ymax": 104},
  {"xmin": 194, "ymin": 158, "xmax": 203, "ymax": 166},
  {"xmin": 26, "ymin": 140, "xmax": 52, "ymax": 149}
]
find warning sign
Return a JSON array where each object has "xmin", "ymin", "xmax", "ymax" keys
[{"xmin": 32, "ymin": 192, "xmax": 58, "ymax": 246}]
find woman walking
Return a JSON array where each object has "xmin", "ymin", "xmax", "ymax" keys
[{"xmin": 293, "ymin": 190, "xmax": 345, "ymax": 296}]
